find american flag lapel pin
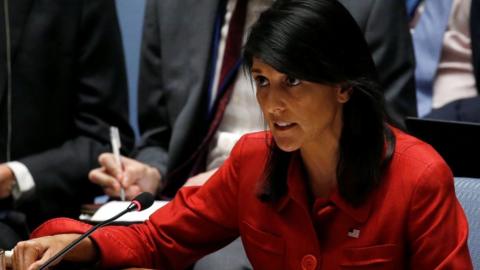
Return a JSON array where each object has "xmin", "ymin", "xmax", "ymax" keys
[{"xmin": 348, "ymin": 228, "xmax": 360, "ymax": 238}]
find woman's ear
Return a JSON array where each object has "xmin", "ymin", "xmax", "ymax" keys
[{"xmin": 336, "ymin": 85, "xmax": 353, "ymax": 103}]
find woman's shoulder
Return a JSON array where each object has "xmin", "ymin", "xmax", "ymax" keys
[
  {"xmin": 391, "ymin": 127, "xmax": 448, "ymax": 169},
  {"xmin": 239, "ymin": 131, "xmax": 272, "ymax": 141},
  {"xmin": 231, "ymin": 131, "xmax": 272, "ymax": 157},
  {"xmin": 386, "ymin": 127, "xmax": 453, "ymax": 190},
  {"xmin": 375, "ymin": 128, "xmax": 456, "ymax": 217}
]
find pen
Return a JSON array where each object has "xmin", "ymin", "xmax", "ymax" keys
[
  {"xmin": 5, "ymin": 249, "xmax": 13, "ymax": 268},
  {"xmin": 110, "ymin": 126, "xmax": 125, "ymax": 201}
]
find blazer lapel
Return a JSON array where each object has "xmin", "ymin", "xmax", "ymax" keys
[
  {"xmin": 9, "ymin": 0, "xmax": 33, "ymax": 60},
  {"xmin": 0, "ymin": 0, "xmax": 33, "ymax": 103},
  {"xmin": 471, "ymin": 0, "xmax": 480, "ymax": 92},
  {"xmin": 0, "ymin": 0, "xmax": 6, "ymax": 103},
  {"xmin": 159, "ymin": 0, "xmax": 222, "ymax": 186},
  {"xmin": 159, "ymin": 0, "xmax": 221, "ymax": 94}
]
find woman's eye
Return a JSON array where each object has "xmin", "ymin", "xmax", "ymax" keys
[
  {"xmin": 286, "ymin": 76, "xmax": 301, "ymax": 86},
  {"xmin": 255, "ymin": 76, "xmax": 269, "ymax": 87}
]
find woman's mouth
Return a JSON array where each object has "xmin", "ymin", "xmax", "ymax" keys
[{"xmin": 274, "ymin": 121, "xmax": 297, "ymax": 131}]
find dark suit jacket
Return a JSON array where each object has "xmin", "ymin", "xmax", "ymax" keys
[
  {"xmin": 136, "ymin": 0, "xmax": 416, "ymax": 197},
  {"xmin": 0, "ymin": 0, "xmax": 133, "ymax": 227}
]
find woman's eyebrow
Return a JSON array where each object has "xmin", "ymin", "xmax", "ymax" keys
[{"xmin": 251, "ymin": 68, "xmax": 263, "ymax": 73}]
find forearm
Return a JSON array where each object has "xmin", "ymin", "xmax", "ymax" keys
[
  {"xmin": 10, "ymin": 234, "xmax": 98, "ymax": 270},
  {"xmin": 18, "ymin": 137, "xmax": 108, "ymax": 201},
  {"xmin": 62, "ymin": 235, "xmax": 98, "ymax": 264},
  {"xmin": 134, "ymin": 146, "xmax": 168, "ymax": 180}
]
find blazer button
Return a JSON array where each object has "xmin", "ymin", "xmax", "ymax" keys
[{"xmin": 301, "ymin": 254, "xmax": 317, "ymax": 270}]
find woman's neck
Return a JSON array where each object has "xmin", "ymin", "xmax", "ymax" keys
[{"xmin": 300, "ymin": 130, "xmax": 341, "ymax": 198}]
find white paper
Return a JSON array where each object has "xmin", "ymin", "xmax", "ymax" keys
[{"xmin": 86, "ymin": 200, "xmax": 168, "ymax": 223}]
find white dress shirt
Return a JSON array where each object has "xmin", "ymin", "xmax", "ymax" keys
[
  {"xmin": 432, "ymin": 0, "xmax": 477, "ymax": 108},
  {"xmin": 206, "ymin": 0, "xmax": 273, "ymax": 170}
]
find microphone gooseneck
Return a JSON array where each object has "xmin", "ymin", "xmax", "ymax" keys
[{"xmin": 38, "ymin": 192, "xmax": 155, "ymax": 270}]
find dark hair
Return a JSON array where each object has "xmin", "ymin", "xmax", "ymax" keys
[{"xmin": 244, "ymin": 0, "xmax": 395, "ymax": 206}]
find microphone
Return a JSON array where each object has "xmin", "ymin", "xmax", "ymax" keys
[{"xmin": 38, "ymin": 192, "xmax": 155, "ymax": 270}]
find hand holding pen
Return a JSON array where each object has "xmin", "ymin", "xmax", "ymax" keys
[
  {"xmin": 89, "ymin": 127, "xmax": 162, "ymax": 200},
  {"xmin": 110, "ymin": 126, "xmax": 126, "ymax": 201}
]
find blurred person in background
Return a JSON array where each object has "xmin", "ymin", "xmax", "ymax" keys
[
  {"xmin": 408, "ymin": 0, "xmax": 480, "ymax": 122},
  {"xmin": 0, "ymin": 0, "xmax": 133, "ymax": 249}
]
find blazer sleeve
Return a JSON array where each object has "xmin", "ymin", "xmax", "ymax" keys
[
  {"xmin": 364, "ymin": 0, "xmax": 417, "ymax": 126},
  {"xmin": 407, "ymin": 161, "xmax": 473, "ymax": 269},
  {"xmin": 32, "ymin": 136, "xmax": 247, "ymax": 269},
  {"xmin": 17, "ymin": 0, "xmax": 133, "ymax": 217},
  {"xmin": 135, "ymin": 0, "xmax": 170, "ymax": 177}
]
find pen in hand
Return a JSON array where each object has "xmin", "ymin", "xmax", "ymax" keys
[{"xmin": 110, "ymin": 126, "xmax": 125, "ymax": 201}]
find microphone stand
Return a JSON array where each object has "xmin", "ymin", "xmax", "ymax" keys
[{"xmin": 38, "ymin": 203, "xmax": 136, "ymax": 270}]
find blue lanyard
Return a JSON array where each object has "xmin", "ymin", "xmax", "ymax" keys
[
  {"xmin": 205, "ymin": 1, "xmax": 245, "ymax": 121},
  {"xmin": 206, "ymin": 2, "xmax": 226, "ymax": 118},
  {"xmin": 208, "ymin": 58, "xmax": 243, "ymax": 121}
]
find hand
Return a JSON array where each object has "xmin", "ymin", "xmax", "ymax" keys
[
  {"xmin": 89, "ymin": 153, "xmax": 161, "ymax": 200},
  {"xmin": 11, "ymin": 234, "xmax": 95, "ymax": 270},
  {"xmin": 183, "ymin": 168, "xmax": 218, "ymax": 187},
  {"xmin": 0, "ymin": 164, "xmax": 15, "ymax": 199}
]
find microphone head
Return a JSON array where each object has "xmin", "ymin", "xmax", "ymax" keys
[{"xmin": 131, "ymin": 192, "xmax": 155, "ymax": 211}]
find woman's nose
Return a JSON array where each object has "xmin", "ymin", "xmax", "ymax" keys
[
  {"xmin": 269, "ymin": 106, "xmax": 285, "ymax": 115},
  {"xmin": 264, "ymin": 89, "xmax": 285, "ymax": 114}
]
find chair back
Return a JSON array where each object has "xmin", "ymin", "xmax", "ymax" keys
[{"xmin": 455, "ymin": 177, "xmax": 480, "ymax": 268}]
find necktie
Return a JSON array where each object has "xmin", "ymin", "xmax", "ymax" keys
[
  {"xmin": 165, "ymin": 0, "xmax": 248, "ymax": 188},
  {"xmin": 412, "ymin": 0, "xmax": 453, "ymax": 117},
  {"xmin": 193, "ymin": 0, "xmax": 248, "ymax": 173},
  {"xmin": 210, "ymin": 0, "xmax": 247, "ymax": 117},
  {"xmin": 406, "ymin": 0, "xmax": 422, "ymax": 19}
]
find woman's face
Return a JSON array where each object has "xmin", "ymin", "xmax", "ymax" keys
[{"xmin": 252, "ymin": 58, "xmax": 350, "ymax": 153}]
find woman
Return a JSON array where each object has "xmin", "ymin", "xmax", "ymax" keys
[{"xmin": 11, "ymin": 0, "xmax": 472, "ymax": 269}]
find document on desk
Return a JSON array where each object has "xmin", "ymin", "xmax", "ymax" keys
[{"xmin": 87, "ymin": 200, "xmax": 168, "ymax": 223}]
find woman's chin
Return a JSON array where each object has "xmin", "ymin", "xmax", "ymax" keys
[{"xmin": 274, "ymin": 139, "xmax": 300, "ymax": 152}]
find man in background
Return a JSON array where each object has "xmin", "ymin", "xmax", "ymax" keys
[
  {"xmin": 0, "ymin": 0, "xmax": 133, "ymax": 249},
  {"xmin": 408, "ymin": 0, "xmax": 479, "ymax": 122}
]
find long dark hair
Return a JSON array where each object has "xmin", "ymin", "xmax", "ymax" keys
[{"xmin": 244, "ymin": 0, "xmax": 395, "ymax": 206}]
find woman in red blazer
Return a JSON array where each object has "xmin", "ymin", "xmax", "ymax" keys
[{"xmin": 11, "ymin": 0, "xmax": 472, "ymax": 269}]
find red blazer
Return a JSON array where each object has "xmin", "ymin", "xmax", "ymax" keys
[{"xmin": 33, "ymin": 129, "xmax": 472, "ymax": 269}]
